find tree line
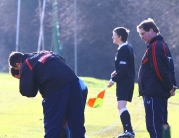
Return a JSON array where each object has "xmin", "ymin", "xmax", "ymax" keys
[{"xmin": 0, "ymin": 0, "xmax": 179, "ymax": 84}]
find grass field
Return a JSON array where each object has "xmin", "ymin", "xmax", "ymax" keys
[{"xmin": 0, "ymin": 73, "xmax": 178, "ymax": 138}]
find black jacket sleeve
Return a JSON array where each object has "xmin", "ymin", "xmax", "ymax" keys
[{"xmin": 19, "ymin": 63, "xmax": 38, "ymax": 97}]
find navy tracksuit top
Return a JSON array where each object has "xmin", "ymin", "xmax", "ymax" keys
[
  {"xmin": 19, "ymin": 51, "xmax": 78, "ymax": 98},
  {"xmin": 138, "ymin": 35, "xmax": 176, "ymax": 98}
]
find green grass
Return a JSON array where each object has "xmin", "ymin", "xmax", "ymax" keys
[{"xmin": 0, "ymin": 73, "xmax": 178, "ymax": 138}]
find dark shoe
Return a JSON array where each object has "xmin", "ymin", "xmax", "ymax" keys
[{"xmin": 118, "ymin": 131, "xmax": 135, "ymax": 138}]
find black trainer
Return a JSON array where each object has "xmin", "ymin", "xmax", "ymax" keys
[{"xmin": 118, "ymin": 131, "xmax": 135, "ymax": 138}]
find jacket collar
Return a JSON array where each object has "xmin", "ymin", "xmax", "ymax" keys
[
  {"xmin": 147, "ymin": 35, "xmax": 163, "ymax": 48},
  {"xmin": 150, "ymin": 35, "xmax": 163, "ymax": 44},
  {"xmin": 22, "ymin": 54, "xmax": 31, "ymax": 63}
]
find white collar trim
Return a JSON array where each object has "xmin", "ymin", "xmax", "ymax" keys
[{"xmin": 117, "ymin": 42, "xmax": 128, "ymax": 50}]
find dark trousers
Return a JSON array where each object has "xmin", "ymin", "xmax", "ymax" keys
[
  {"xmin": 60, "ymin": 87, "xmax": 88, "ymax": 138},
  {"xmin": 143, "ymin": 96, "xmax": 168, "ymax": 138},
  {"xmin": 42, "ymin": 80, "xmax": 86, "ymax": 138}
]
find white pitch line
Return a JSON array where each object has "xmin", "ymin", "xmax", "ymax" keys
[{"xmin": 86, "ymin": 104, "xmax": 143, "ymax": 137}]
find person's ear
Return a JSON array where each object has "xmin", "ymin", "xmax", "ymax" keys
[
  {"xmin": 149, "ymin": 28, "xmax": 154, "ymax": 33},
  {"xmin": 15, "ymin": 62, "xmax": 22, "ymax": 70},
  {"xmin": 118, "ymin": 35, "xmax": 122, "ymax": 40}
]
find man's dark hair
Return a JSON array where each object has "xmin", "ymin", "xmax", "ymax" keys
[
  {"xmin": 137, "ymin": 18, "xmax": 160, "ymax": 33},
  {"xmin": 9, "ymin": 67, "xmax": 19, "ymax": 76},
  {"xmin": 113, "ymin": 27, "xmax": 129, "ymax": 42},
  {"xmin": 8, "ymin": 52, "xmax": 24, "ymax": 68}
]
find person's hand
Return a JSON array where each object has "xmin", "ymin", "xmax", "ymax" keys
[
  {"xmin": 111, "ymin": 71, "xmax": 117, "ymax": 78},
  {"xmin": 169, "ymin": 85, "xmax": 177, "ymax": 96},
  {"xmin": 107, "ymin": 79, "xmax": 115, "ymax": 87}
]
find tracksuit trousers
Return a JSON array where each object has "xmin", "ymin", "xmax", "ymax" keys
[
  {"xmin": 42, "ymin": 80, "xmax": 86, "ymax": 138},
  {"xmin": 143, "ymin": 96, "xmax": 168, "ymax": 138}
]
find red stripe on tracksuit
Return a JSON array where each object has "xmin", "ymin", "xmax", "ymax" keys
[
  {"xmin": 38, "ymin": 52, "xmax": 52, "ymax": 63},
  {"xmin": 142, "ymin": 58, "xmax": 148, "ymax": 64},
  {"xmin": 142, "ymin": 49, "xmax": 149, "ymax": 64},
  {"xmin": 152, "ymin": 41, "xmax": 162, "ymax": 81},
  {"xmin": 25, "ymin": 59, "xmax": 32, "ymax": 70}
]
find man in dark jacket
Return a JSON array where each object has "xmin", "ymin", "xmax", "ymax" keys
[
  {"xmin": 10, "ymin": 66, "xmax": 88, "ymax": 138},
  {"xmin": 8, "ymin": 50, "xmax": 86, "ymax": 138},
  {"xmin": 137, "ymin": 18, "xmax": 177, "ymax": 138}
]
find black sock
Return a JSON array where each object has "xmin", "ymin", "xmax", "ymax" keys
[
  {"xmin": 120, "ymin": 110, "xmax": 133, "ymax": 132},
  {"xmin": 120, "ymin": 115, "xmax": 125, "ymax": 133}
]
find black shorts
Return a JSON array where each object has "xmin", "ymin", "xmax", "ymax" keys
[{"xmin": 116, "ymin": 78, "xmax": 134, "ymax": 102}]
